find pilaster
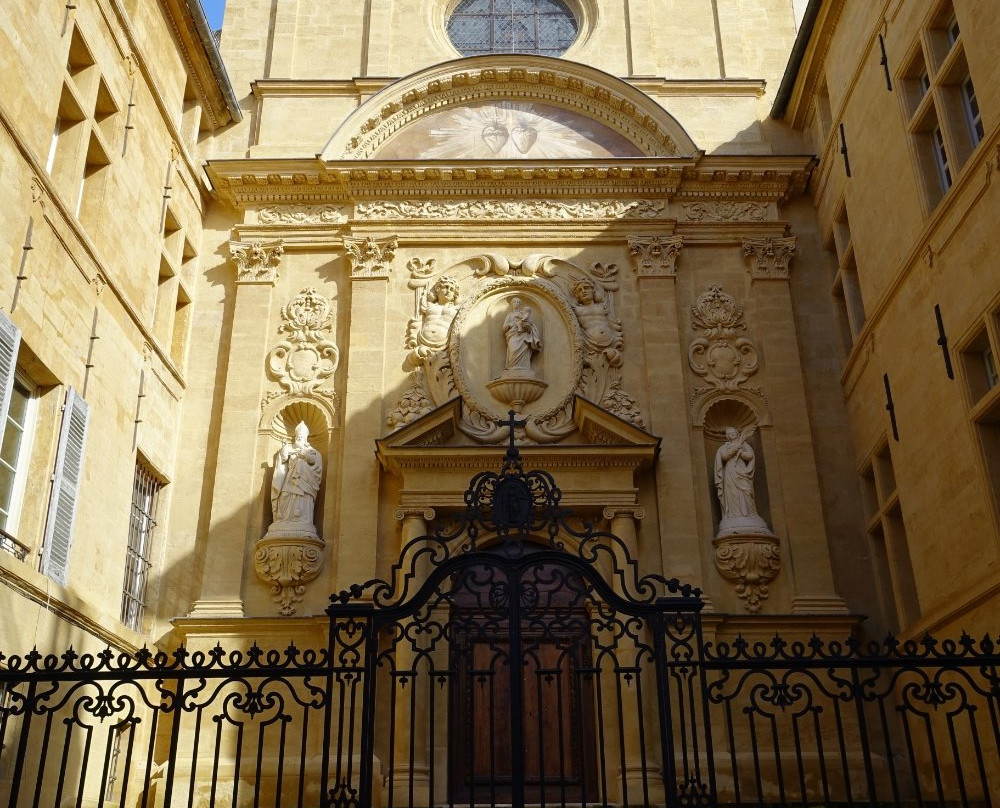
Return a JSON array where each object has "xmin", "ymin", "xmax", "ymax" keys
[
  {"xmin": 741, "ymin": 236, "xmax": 846, "ymax": 613},
  {"xmin": 627, "ymin": 235, "xmax": 704, "ymax": 589},
  {"xmin": 335, "ymin": 236, "xmax": 399, "ymax": 590},
  {"xmin": 191, "ymin": 239, "xmax": 284, "ymax": 617}
]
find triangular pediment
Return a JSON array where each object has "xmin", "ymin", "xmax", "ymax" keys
[{"xmin": 377, "ymin": 396, "xmax": 660, "ymax": 508}]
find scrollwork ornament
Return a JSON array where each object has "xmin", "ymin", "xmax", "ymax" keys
[
  {"xmin": 265, "ymin": 288, "xmax": 340, "ymax": 398},
  {"xmin": 713, "ymin": 535, "xmax": 781, "ymax": 613},
  {"xmin": 688, "ymin": 286, "xmax": 760, "ymax": 393},
  {"xmin": 254, "ymin": 537, "xmax": 325, "ymax": 615}
]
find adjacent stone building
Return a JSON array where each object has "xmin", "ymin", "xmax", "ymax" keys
[{"xmin": 0, "ymin": 0, "xmax": 997, "ymax": 802}]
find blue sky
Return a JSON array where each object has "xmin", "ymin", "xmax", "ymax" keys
[{"xmin": 200, "ymin": 0, "xmax": 226, "ymax": 30}]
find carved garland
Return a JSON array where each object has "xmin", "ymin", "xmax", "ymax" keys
[{"xmin": 355, "ymin": 199, "xmax": 668, "ymax": 220}]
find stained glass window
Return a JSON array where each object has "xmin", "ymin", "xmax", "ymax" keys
[{"xmin": 447, "ymin": 0, "xmax": 579, "ymax": 57}]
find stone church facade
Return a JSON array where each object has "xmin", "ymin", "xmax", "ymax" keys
[{"xmin": 0, "ymin": 0, "xmax": 998, "ymax": 802}]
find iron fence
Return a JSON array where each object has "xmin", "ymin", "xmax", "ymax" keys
[{"xmin": 1, "ymin": 430, "xmax": 998, "ymax": 806}]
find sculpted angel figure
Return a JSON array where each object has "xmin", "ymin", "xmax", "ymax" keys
[
  {"xmin": 502, "ymin": 297, "xmax": 542, "ymax": 376},
  {"xmin": 267, "ymin": 422, "xmax": 322, "ymax": 539},
  {"xmin": 714, "ymin": 425, "xmax": 772, "ymax": 535}
]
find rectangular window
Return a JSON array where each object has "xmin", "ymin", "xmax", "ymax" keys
[
  {"xmin": 932, "ymin": 126, "xmax": 952, "ymax": 190},
  {"xmin": 962, "ymin": 76, "xmax": 984, "ymax": 145},
  {"xmin": 918, "ymin": 70, "xmax": 931, "ymax": 98},
  {"xmin": 120, "ymin": 461, "xmax": 163, "ymax": 631},
  {"xmin": 947, "ymin": 14, "xmax": 961, "ymax": 46},
  {"xmin": 0, "ymin": 376, "xmax": 36, "ymax": 534},
  {"xmin": 985, "ymin": 346, "xmax": 999, "ymax": 390}
]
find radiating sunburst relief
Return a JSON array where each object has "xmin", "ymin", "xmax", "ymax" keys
[{"xmin": 374, "ymin": 100, "xmax": 644, "ymax": 159}]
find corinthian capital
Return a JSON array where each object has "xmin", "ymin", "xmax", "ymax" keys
[
  {"xmin": 742, "ymin": 236, "xmax": 797, "ymax": 280},
  {"xmin": 626, "ymin": 235, "xmax": 684, "ymax": 278},
  {"xmin": 231, "ymin": 239, "xmax": 284, "ymax": 284},
  {"xmin": 344, "ymin": 235, "xmax": 399, "ymax": 279}
]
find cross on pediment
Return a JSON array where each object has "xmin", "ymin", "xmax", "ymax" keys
[{"xmin": 497, "ymin": 409, "xmax": 527, "ymax": 459}]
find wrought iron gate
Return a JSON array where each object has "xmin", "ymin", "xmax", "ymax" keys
[
  {"xmin": 326, "ymin": 438, "xmax": 705, "ymax": 808},
  {"xmin": 2, "ymin": 432, "xmax": 1000, "ymax": 806}
]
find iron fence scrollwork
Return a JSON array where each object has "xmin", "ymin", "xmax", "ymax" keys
[{"xmin": 1, "ymin": 415, "xmax": 999, "ymax": 806}]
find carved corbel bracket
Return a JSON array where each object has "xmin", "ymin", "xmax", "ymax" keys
[
  {"xmin": 742, "ymin": 236, "xmax": 796, "ymax": 280},
  {"xmin": 231, "ymin": 239, "xmax": 284, "ymax": 284},
  {"xmin": 344, "ymin": 235, "xmax": 399, "ymax": 279},
  {"xmin": 626, "ymin": 235, "xmax": 684, "ymax": 278},
  {"xmin": 713, "ymin": 534, "xmax": 781, "ymax": 614},
  {"xmin": 253, "ymin": 536, "xmax": 325, "ymax": 616}
]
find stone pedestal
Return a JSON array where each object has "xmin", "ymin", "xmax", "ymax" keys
[
  {"xmin": 253, "ymin": 535, "xmax": 325, "ymax": 616},
  {"xmin": 713, "ymin": 533, "xmax": 782, "ymax": 614}
]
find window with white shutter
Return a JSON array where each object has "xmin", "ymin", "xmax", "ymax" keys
[
  {"xmin": 0, "ymin": 312, "xmax": 22, "ymax": 438},
  {"xmin": 41, "ymin": 388, "xmax": 89, "ymax": 585}
]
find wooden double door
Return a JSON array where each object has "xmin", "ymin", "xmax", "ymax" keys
[{"xmin": 448, "ymin": 561, "xmax": 598, "ymax": 804}]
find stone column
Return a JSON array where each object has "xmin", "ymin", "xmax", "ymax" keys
[
  {"xmin": 742, "ymin": 237, "xmax": 846, "ymax": 613},
  {"xmin": 627, "ymin": 235, "xmax": 705, "ymax": 589},
  {"xmin": 602, "ymin": 506, "xmax": 663, "ymax": 804},
  {"xmin": 191, "ymin": 240, "xmax": 284, "ymax": 617},
  {"xmin": 335, "ymin": 236, "xmax": 399, "ymax": 591},
  {"xmin": 388, "ymin": 507, "xmax": 435, "ymax": 805}
]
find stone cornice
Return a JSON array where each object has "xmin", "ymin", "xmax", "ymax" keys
[
  {"xmin": 779, "ymin": 0, "xmax": 849, "ymax": 129},
  {"xmin": 159, "ymin": 0, "xmax": 241, "ymax": 128},
  {"xmin": 206, "ymin": 154, "xmax": 815, "ymax": 208},
  {"xmin": 251, "ymin": 77, "xmax": 767, "ymax": 101}
]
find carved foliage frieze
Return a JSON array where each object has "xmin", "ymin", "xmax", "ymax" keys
[
  {"xmin": 264, "ymin": 288, "xmax": 340, "ymax": 407},
  {"xmin": 743, "ymin": 236, "xmax": 797, "ymax": 279},
  {"xmin": 231, "ymin": 239, "xmax": 284, "ymax": 284},
  {"xmin": 627, "ymin": 236, "xmax": 684, "ymax": 278},
  {"xmin": 681, "ymin": 202, "xmax": 768, "ymax": 222},
  {"xmin": 355, "ymin": 199, "xmax": 668, "ymax": 221},
  {"xmin": 258, "ymin": 205, "xmax": 347, "ymax": 225},
  {"xmin": 345, "ymin": 235, "xmax": 398, "ymax": 278},
  {"xmin": 688, "ymin": 286, "xmax": 762, "ymax": 404}
]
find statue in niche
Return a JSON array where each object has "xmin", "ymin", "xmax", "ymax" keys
[
  {"xmin": 266, "ymin": 422, "xmax": 322, "ymax": 539},
  {"xmin": 501, "ymin": 297, "xmax": 542, "ymax": 376},
  {"xmin": 571, "ymin": 277, "xmax": 624, "ymax": 403},
  {"xmin": 714, "ymin": 426, "xmax": 772, "ymax": 536}
]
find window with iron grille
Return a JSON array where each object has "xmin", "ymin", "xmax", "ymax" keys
[
  {"xmin": 447, "ymin": 0, "xmax": 579, "ymax": 57},
  {"xmin": 120, "ymin": 461, "xmax": 163, "ymax": 631}
]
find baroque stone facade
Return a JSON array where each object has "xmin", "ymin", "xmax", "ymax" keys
[{"xmin": 1, "ymin": 0, "xmax": 999, "ymax": 800}]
